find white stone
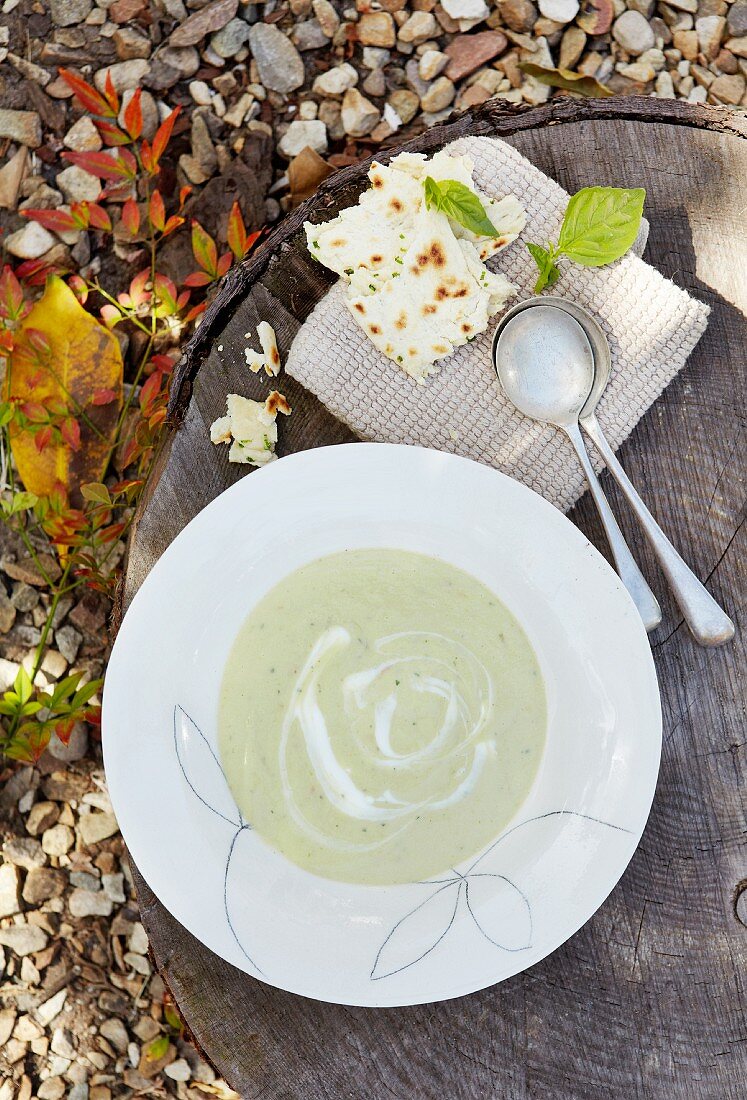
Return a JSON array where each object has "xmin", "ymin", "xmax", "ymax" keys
[
  {"xmin": 99, "ymin": 1018, "xmax": 129, "ymax": 1053},
  {"xmin": 362, "ymin": 46, "xmax": 390, "ymax": 68},
  {"xmin": 312, "ymin": 62, "xmax": 358, "ymax": 96},
  {"xmin": 223, "ymin": 92, "xmax": 254, "ymax": 128},
  {"xmin": 5, "ymin": 221, "xmax": 55, "ymax": 259},
  {"xmin": 0, "ymin": 862, "xmax": 22, "ymax": 918},
  {"xmin": 418, "ymin": 49, "xmax": 449, "ymax": 80},
  {"xmin": 56, "ymin": 164, "xmax": 101, "ymax": 203},
  {"xmin": 69, "ymin": 887, "xmax": 114, "ymax": 917},
  {"xmin": 77, "ymin": 811, "xmax": 118, "ymax": 845},
  {"xmin": 612, "ymin": 10, "xmax": 655, "ymax": 54},
  {"xmin": 340, "ymin": 87, "xmax": 380, "ymax": 137},
  {"xmin": 94, "ymin": 59, "xmax": 149, "ymax": 93},
  {"xmin": 0, "ymin": 923, "xmax": 48, "ymax": 956},
  {"xmin": 441, "ymin": 0, "xmax": 489, "ymax": 19},
  {"xmin": 278, "ymin": 119, "xmax": 328, "ymax": 157},
  {"xmin": 63, "ymin": 116, "xmax": 101, "ymax": 153},
  {"xmin": 42, "ymin": 823, "xmax": 74, "ymax": 856},
  {"xmin": 398, "ymin": 10, "xmax": 438, "ymax": 42},
  {"xmin": 128, "ymin": 921, "xmax": 149, "ymax": 954},
  {"xmin": 165, "ymin": 1058, "xmax": 191, "ymax": 1081},
  {"xmin": 538, "ymin": 0, "xmax": 579, "ymax": 21},
  {"xmin": 188, "ymin": 79, "xmax": 212, "ymax": 105},
  {"xmin": 101, "ymin": 872, "xmax": 125, "ymax": 902}
]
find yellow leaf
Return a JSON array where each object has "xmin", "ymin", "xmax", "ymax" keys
[{"xmin": 7, "ymin": 276, "xmax": 123, "ymax": 503}]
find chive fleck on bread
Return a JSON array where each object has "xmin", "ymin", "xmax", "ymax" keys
[{"xmin": 304, "ymin": 150, "xmax": 525, "ymax": 381}]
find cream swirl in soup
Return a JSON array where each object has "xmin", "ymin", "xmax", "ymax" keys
[{"xmin": 218, "ymin": 550, "xmax": 546, "ymax": 885}]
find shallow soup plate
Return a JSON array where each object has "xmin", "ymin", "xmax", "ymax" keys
[{"xmin": 103, "ymin": 443, "xmax": 661, "ymax": 1008}]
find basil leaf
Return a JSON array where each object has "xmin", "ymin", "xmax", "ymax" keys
[
  {"xmin": 557, "ymin": 186, "xmax": 645, "ymax": 267},
  {"xmin": 423, "ymin": 176, "xmax": 499, "ymax": 237},
  {"xmin": 526, "ymin": 243, "xmax": 560, "ymax": 294}
]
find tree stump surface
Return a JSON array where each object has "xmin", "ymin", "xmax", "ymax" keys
[{"xmin": 120, "ymin": 98, "xmax": 747, "ymax": 1099}]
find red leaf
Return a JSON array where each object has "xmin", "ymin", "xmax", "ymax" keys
[
  {"xmin": 123, "ymin": 88, "xmax": 143, "ymax": 140},
  {"xmin": 22, "ymin": 208, "xmax": 78, "ymax": 234},
  {"xmin": 150, "ymin": 106, "xmax": 180, "ymax": 170},
  {"xmin": 58, "ymin": 67, "xmax": 118, "ymax": 118},
  {"xmin": 161, "ymin": 215, "xmax": 184, "ymax": 238},
  {"xmin": 95, "ymin": 119, "xmax": 131, "ymax": 147},
  {"xmin": 87, "ymin": 203, "xmax": 112, "ymax": 231},
  {"xmin": 217, "ymin": 252, "xmax": 232, "ymax": 278},
  {"xmin": 121, "ymin": 197, "xmax": 140, "ymax": 236},
  {"xmin": 191, "ymin": 220, "xmax": 218, "ymax": 277},
  {"xmin": 226, "ymin": 200, "xmax": 248, "ymax": 260},
  {"xmin": 183, "ymin": 270, "xmax": 213, "ymax": 288},
  {"xmin": 185, "ymin": 301, "xmax": 207, "ymax": 323},
  {"xmin": 120, "ymin": 436, "xmax": 139, "ymax": 468},
  {"xmin": 35, "ymin": 426, "xmax": 53, "ymax": 452},
  {"xmin": 63, "ymin": 149, "xmax": 137, "ymax": 182},
  {"xmin": 103, "ymin": 70, "xmax": 120, "ymax": 116},
  {"xmin": 246, "ymin": 229, "xmax": 263, "ymax": 255},
  {"xmin": 148, "ymin": 407, "xmax": 167, "ymax": 429},
  {"xmin": 14, "ymin": 258, "xmax": 68, "ymax": 285},
  {"xmin": 0, "ymin": 265, "xmax": 25, "ymax": 320},
  {"xmin": 139, "ymin": 371, "xmax": 161, "ymax": 412},
  {"xmin": 99, "ymin": 303, "xmax": 122, "ymax": 328},
  {"xmin": 149, "ymin": 353, "xmax": 176, "ymax": 373},
  {"xmin": 149, "ymin": 189, "xmax": 165, "ymax": 232},
  {"xmin": 176, "ymin": 289, "xmax": 191, "ymax": 311},
  {"xmin": 67, "ymin": 274, "xmax": 88, "ymax": 304},
  {"xmin": 21, "ymin": 401, "xmax": 48, "ymax": 423},
  {"xmin": 126, "ymin": 268, "xmax": 151, "ymax": 308},
  {"xmin": 61, "ymin": 418, "xmax": 82, "ymax": 451},
  {"xmin": 178, "ymin": 185, "xmax": 192, "ymax": 208},
  {"xmin": 92, "ymin": 388, "xmax": 117, "ymax": 405},
  {"xmin": 25, "ymin": 328, "xmax": 52, "ymax": 356},
  {"xmin": 54, "ymin": 717, "xmax": 75, "ymax": 745}
]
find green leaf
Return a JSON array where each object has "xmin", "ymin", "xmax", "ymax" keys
[
  {"xmin": 557, "ymin": 186, "xmax": 645, "ymax": 267},
  {"xmin": 81, "ymin": 482, "xmax": 111, "ymax": 505},
  {"xmin": 14, "ymin": 666, "xmax": 33, "ymax": 706},
  {"xmin": 526, "ymin": 243, "xmax": 561, "ymax": 294},
  {"xmin": 144, "ymin": 1035, "xmax": 169, "ymax": 1062},
  {"xmin": 163, "ymin": 1004, "xmax": 182, "ymax": 1032},
  {"xmin": 518, "ymin": 63, "xmax": 614, "ymax": 99},
  {"xmin": 9, "ymin": 491, "xmax": 38, "ymax": 515},
  {"xmin": 423, "ymin": 176, "xmax": 499, "ymax": 237}
]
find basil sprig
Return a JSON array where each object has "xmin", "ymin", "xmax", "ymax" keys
[
  {"xmin": 423, "ymin": 176, "xmax": 499, "ymax": 237},
  {"xmin": 528, "ymin": 186, "xmax": 645, "ymax": 293}
]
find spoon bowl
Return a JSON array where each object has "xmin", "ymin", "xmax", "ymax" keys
[
  {"xmin": 493, "ymin": 305, "xmax": 595, "ymax": 426},
  {"xmin": 493, "ymin": 298, "xmax": 662, "ymax": 632}
]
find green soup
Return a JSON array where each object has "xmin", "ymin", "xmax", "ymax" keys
[{"xmin": 218, "ymin": 549, "xmax": 546, "ymax": 885}]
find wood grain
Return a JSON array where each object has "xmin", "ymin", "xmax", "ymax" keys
[{"xmin": 120, "ymin": 99, "xmax": 747, "ymax": 1098}]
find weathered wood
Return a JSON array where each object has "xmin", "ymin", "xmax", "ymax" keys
[{"xmin": 122, "ymin": 99, "xmax": 747, "ymax": 1098}]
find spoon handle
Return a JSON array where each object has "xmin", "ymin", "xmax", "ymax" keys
[
  {"xmin": 580, "ymin": 415, "xmax": 735, "ymax": 647},
  {"xmin": 563, "ymin": 422, "xmax": 662, "ymax": 632}
]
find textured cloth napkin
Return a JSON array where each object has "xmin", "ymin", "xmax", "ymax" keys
[{"xmin": 286, "ymin": 136, "xmax": 710, "ymax": 513}]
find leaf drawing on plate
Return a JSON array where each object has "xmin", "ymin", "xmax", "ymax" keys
[
  {"xmin": 173, "ymin": 704, "xmax": 242, "ymax": 827},
  {"xmin": 173, "ymin": 705, "xmax": 264, "ymax": 975},
  {"xmin": 371, "ymin": 880, "xmax": 464, "ymax": 980},
  {"xmin": 464, "ymin": 874, "xmax": 532, "ymax": 952},
  {"xmin": 372, "ymin": 809, "xmax": 632, "ymax": 980}
]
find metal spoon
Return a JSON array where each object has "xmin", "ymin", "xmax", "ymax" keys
[
  {"xmin": 493, "ymin": 303, "xmax": 662, "ymax": 632},
  {"xmin": 540, "ymin": 296, "xmax": 734, "ymax": 648}
]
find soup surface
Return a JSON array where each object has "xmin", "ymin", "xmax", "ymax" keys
[{"xmin": 218, "ymin": 549, "xmax": 546, "ymax": 885}]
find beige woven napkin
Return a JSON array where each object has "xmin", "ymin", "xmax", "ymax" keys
[{"xmin": 286, "ymin": 136, "xmax": 710, "ymax": 513}]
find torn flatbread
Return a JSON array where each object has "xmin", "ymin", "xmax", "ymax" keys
[
  {"xmin": 304, "ymin": 150, "xmax": 525, "ymax": 379},
  {"xmin": 209, "ymin": 391, "xmax": 291, "ymax": 466}
]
